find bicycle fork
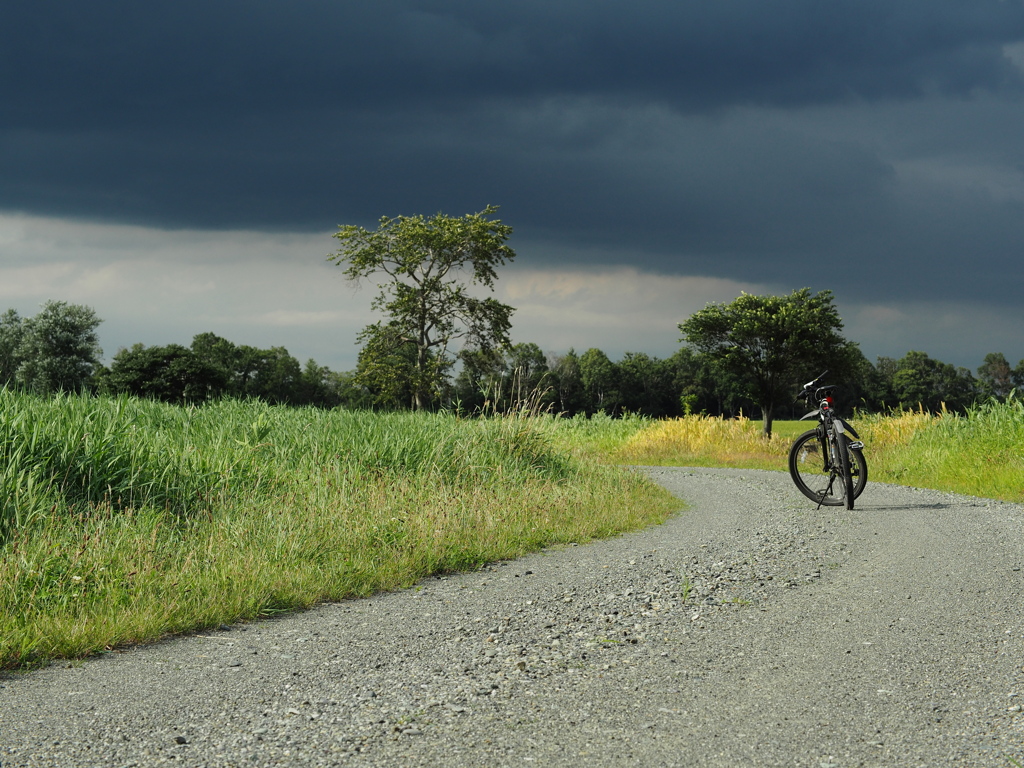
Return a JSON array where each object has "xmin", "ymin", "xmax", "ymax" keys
[{"xmin": 815, "ymin": 429, "xmax": 841, "ymax": 510}]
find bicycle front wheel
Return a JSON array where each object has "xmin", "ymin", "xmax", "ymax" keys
[
  {"xmin": 789, "ymin": 429, "xmax": 844, "ymax": 506},
  {"xmin": 848, "ymin": 441, "xmax": 868, "ymax": 500},
  {"xmin": 789, "ymin": 430, "xmax": 867, "ymax": 507}
]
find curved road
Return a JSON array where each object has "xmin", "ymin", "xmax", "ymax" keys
[{"xmin": 2, "ymin": 467, "xmax": 1023, "ymax": 767}]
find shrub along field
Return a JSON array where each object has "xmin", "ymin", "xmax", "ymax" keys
[{"xmin": 0, "ymin": 391, "xmax": 678, "ymax": 669}]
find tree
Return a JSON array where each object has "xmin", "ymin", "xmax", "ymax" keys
[
  {"xmin": 834, "ymin": 347, "xmax": 879, "ymax": 414},
  {"xmin": 190, "ymin": 332, "xmax": 238, "ymax": 383},
  {"xmin": 578, "ymin": 348, "xmax": 620, "ymax": 414},
  {"xmin": 454, "ymin": 341, "xmax": 553, "ymax": 414},
  {"xmin": 190, "ymin": 332, "xmax": 305, "ymax": 404},
  {"xmin": 329, "ymin": 206, "xmax": 516, "ymax": 411},
  {"xmin": 244, "ymin": 347, "xmax": 303, "ymax": 405},
  {"xmin": 15, "ymin": 300, "xmax": 103, "ymax": 394},
  {"xmin": 547, "ymin": 349, "xmax": 586, "ymax": 416},
  {"xmin": 888, "ymin": 351, "xmax": 977, "ymax": 412},
  {"xmin": 618, "ymin": 352, "xmax": 677, "ymax": 417},
  {"xmin": 864, "ymin": 356, "xmax": 900, "ymax": 411},
  {"xmin": 679, "ymin": 289, "xmax": 858, "ymax": 437},
  {"xmin": 0, "ymin": 309, "xmax": 25, "ymax": 386},
  {"xmin": 354, "ymin": 326, "xmax": 423, "ymax": 410},
  {"xmin": 101, "ymin": 343, "xmax": 228, "ymax": 403},
  {"xmin": 454, "ymin": 345, "xmax": 506, "ymax": 413},
  {"xmin": 1014, "ymin": 358, "xmax": 1024, "ymax": 393},
  {"xmin": 503, "ymin": 342, "xmax": 551, "ymax": 410},
  {"xmin": 665, "ymin": 347, "xmax": 715, "ymax": 416},
  {"xmin": 297, "ymin": 358, "xmax": 350, "ymax": 408},
  {"xmin": 977, "ymin": 352, "xmax": 1013, "ymax": 401}
]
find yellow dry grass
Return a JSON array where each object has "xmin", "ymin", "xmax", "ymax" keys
[
  {"xmin": 856, "ymin": 408, "xmax": 936, "ymax": 450},
  {"xmin": 614, "ymin": 415, "xmax": 791, "ymax": 468}
]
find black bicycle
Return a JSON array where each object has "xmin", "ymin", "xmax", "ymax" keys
[{"xmin": 788, "ymin": 371, "xmax": 867, "ymax": 510}]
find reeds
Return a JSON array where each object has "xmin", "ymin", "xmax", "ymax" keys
[
  {"xmin": 864, "ymin": 399, "xmax": 1024, "ymax": 499},
  {"xmin": 0, "ymin": 391, "xmax": 677, "ymax": 668}
]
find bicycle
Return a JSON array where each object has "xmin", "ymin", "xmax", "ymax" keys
[{"xmin": 788, "ymin": 371, "xmax": 867, "ymax": 510}]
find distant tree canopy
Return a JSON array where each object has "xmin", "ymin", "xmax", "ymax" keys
[
  {"xmin": 977, "ymin": 352, "xmax": 1014, "ymax": 401},
  {"xmin": 0, "ymin": 301, "xmax": 103, "ymax": 394},
  {"xmin": 329, "ymin": 206, "xmax": 516, "ymax": 411},
  {"xmin": 100, "ymin": 343, "xmax": 228, "ymax": 404},
  {"xmin": 189, "ymin": 333, "xmax": 304, "ymax": 404},
  {"xmin": 454, "ymin": 342, "xmax": 553, "ymax": 414},
  {"xmin": 2, "ymin": 296, "xmax": 1017, "ymax": 419},
  {"xmin": 680, "ymin": 289, "xmax": 860, "ymax": 437},
  {"xmin": 869, "ymin": 351, "xmax": 977, "ymax": 412},
  {"xmin": 0, "ymin": 309, "xmax": 25, "ymax": 387},
  {"xmin": 94, "ymin": 332, "xmax": 353, "ymax": 408}
]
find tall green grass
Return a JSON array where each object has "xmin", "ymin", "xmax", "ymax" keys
[
  {"xmin": 534, "ymin": 411, "xmax": 655, "ymax": 458},
  {"xmin": 1, "ymin": 392, "xmax": 678, "ymax": 668},
  {"xmin": 865, "ymin": 399, "xmax": 1024, "ymax": 499}
]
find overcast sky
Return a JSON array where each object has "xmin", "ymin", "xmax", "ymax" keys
[{"xmin": 3, "ymin": 0, "xmax": 1024, "ymax": 372}]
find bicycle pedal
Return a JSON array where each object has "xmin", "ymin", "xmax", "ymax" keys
[{"xmin": 848, "ymin": 441, "xmax": 864, "ymax": 450}]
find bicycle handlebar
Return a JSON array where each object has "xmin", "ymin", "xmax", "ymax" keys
[
  {"xmin": 802, "ymin": 370, "xmax": 828, "ymax": 390},
  {"xmin": 796, "ymin": 370, "xmax": 829, "ymax": 401}
]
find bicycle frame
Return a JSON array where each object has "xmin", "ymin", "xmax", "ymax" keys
[{"xmin": 798, "ymin": 387, "xmax": 864, "ymax": 473}]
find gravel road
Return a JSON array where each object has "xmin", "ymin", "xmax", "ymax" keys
[{"xmin": 2, "ymin": 467, "xmax": 1024, "ymax": 767}]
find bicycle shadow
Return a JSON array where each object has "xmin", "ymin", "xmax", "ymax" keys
[{"xmin": 853, "ymin": 501, "xmax": 953, "ymax": 511}]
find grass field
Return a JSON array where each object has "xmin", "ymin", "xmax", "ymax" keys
[
  {"xmin": 608, "ymin": 403, "xmax": 1024, "ymax": 504},
  {"xmin": 5, "ymin": 391, "xmax": 1022, "ymax": 670},
  {"xmin": 0, "ymin": 392, "xmax": 678, "ymax": 669}
]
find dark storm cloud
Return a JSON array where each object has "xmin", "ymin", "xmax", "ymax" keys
[
  {"xmin": 5, "ymin": 0, "xmax": 1022, "ymax": 127},
  {"xmin": 2, "ymin": 0, "xmax": 1024, "ymax": 302}
]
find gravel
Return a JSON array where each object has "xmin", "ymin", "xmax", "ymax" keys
[{"xmin": 2, "ymin": 467, "xmax": 1023, "ymax": 767}]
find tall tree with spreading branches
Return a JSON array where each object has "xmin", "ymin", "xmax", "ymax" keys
[
  {"xmin": 329, "ymin": 206, "xmax": 516, "ymax": 410},
  {"xmin": 680, "ymin": 288, "xmax": 858, "ymax": 437}
]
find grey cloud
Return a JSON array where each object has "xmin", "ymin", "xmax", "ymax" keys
[
  {"xmin": 5, "ymin": 0, "xmax": 1022, "ymax": 130},
  {"xmin": 2, "ymin": 0, "xmax": 1024, "ymax": 309}
]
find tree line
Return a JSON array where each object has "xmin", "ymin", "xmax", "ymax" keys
[
  {"xmin": 2, "ymin": 299, "xmax": 1021, "ymax": 426},
  {"xmin": 4, "ymin": 210, "xmax": 1021, "ymax": 423},
  {"xmin": 0, "ymin": 301, "xmax": 356, "ymax": 408}
]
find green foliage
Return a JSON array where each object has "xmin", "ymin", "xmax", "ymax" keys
[
  {"xmin": 617, "ymin": 352, "xmax": 679, "ymax": 417},
  {"xmin": 680, "ymin": 288, "xmax": 858, "ymax": 436},
  {"xmin": 870, "ymin": 350, "xmax": 977, "ymax": 412},
  {"xmin": 100, "ymin": 343, "xmax": 228, "ymax": 403},
  {"xmin": 666, "ymin": 346, "xmax": 717, "ymax": 416},
  {"xmin": 329, "ymin": 206, "xmax": 517, "ymax": 410},
  {"xmin": 977, "ymin": 352, "xmax": 1013, "ymax": 401},
  {"xmin": 298, "ymin": 358, "xmax": 354, "ymax": 409},
  {"xmin": 6, "ymin": 301, "xmax": 103, "ymax": 394},
  {"xmin": 190, "ymin": 333, "xmax": 303, "ymax": 405},
  {"xmin": 548, "ymin": 348, "xmax": 587, "ymax": 415},
  {"xmin": 355, "ymin": 325, "xmax": 430, "ymax": 410},
  {"xmin": 579, "ymin": 348, "xmax": 620, "ymax": 413},
  {"xmin": 454, "ymin": 341, "xmax": 554, "ymax": 414},
  {"xmin": 0, "ymin": 309, "xmax": 25, "ymax": 386}
]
